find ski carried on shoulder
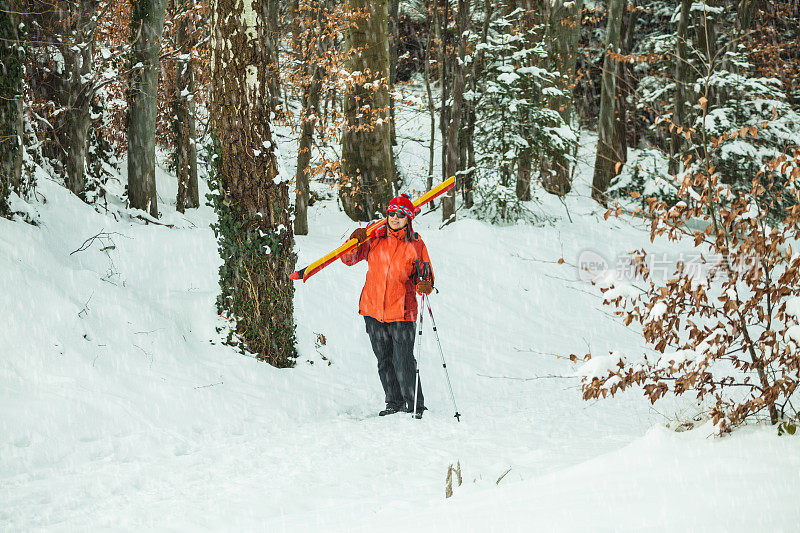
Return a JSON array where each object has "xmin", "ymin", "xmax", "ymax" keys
[{"xmin": 290, "ymin": 177, "xmax": 455, "ymax": 282}]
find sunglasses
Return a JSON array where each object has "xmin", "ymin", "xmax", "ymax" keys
[{"xmin": 387, "ymin": 210, "xmax": 408, "ymax": 219}]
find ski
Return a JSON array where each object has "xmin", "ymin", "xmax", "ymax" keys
[{"xmin": 291, "ymin": 176, "xmax": 455, "ymax": 282}]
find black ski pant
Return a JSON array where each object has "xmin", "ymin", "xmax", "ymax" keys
[{"xmin": 364, "ymin": 316, "xmax": 425, "ymax": 413}]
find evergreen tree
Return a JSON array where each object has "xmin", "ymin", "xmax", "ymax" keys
[{"xmin": 471, "ymin": 7, "xmax": 574, "ymax": 222}]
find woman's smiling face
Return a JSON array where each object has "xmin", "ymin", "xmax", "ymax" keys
[{"xmin": 387, "ymin": 210, "xmax": 408, "ymax": 230}]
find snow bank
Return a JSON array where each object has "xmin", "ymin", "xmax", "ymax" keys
[{"xmin": 2, "ymin": 109, "xmax": 797, "ymax": 531}]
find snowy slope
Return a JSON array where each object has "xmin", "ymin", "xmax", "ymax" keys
[{"xmin": 2, "ymin": 101, "xmax": 799, "ymax": 531}]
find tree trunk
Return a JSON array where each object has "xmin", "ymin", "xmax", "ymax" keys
[
  {"xmin": 669, "ymin": 0, "xmax": 690, "ymax": 175},
  {"xmin": 293, "ymin": 73, "xmax": 320, "ymax": 235},
  {"xmin": 612, "ymin": 70, "xmax": 628, "ymax": 171},
  {"xmin": 461, "ymin": 0, "xmax": 492, "ymax": 209},
  {"xmin": 56, "ymin": 0, "xmax": 99, "ymax": 198},
  {"xmin": 293, "ymin": 1, "xmax": 323, "ymax": 236},
  {"xmin": 211, "ymin": 0, "xmax": 296, "ymax": 366},
  {"xmin": 64, "ymin": 109, "xmax": 91, "ymax": 195},
  {"xmin": 463, "ymin": 106, "xmax": 475, "ymax": 207},
  {"xmin": 439, "ymin": 0, "xmax": 449, "ymax": 190},
  {"xmin": 389, "ymin": 0, "xmax": 399, "ymax": 147},
  {"xmin": 266, "ymin": 0, "xmax": 282, "ymax": 117},
  {"xmin": 128, "ymin": 0, "xmax": 165, "ymax": 218},
  {"xmin": 737, "ymin": 0, "xmax": 763, "ymax": 32},
  {"xmin": 541, "ymin": 0, "xmax": 582, "ymax": 196},
  {"xmin": 611, "ymin": 4, "xmax": 634, "ymax": 174},
  {"xmin": 0, "ymin": 0, "xmax": 23, "ymax": 216},
  {"xmin": 516, "ymin": 152, "xmax": 532, "ymax": 201},
  {"xmin": 442, "ymin": 0, "xmax": 468, "ymax": 223},
  {"xmin": 591, "ymin": 0, "xmax": 625, "ymax": 205},
  {"xmin": 517, "ymin": 0, "xmax": 542, "ymax": 201},
  {"xmin": 693, "ymin": 2, "xmax": 718, "ymax": 69},
  {"xmin": 553, "ymin": 0, "xmax": 582, "ymax": 126},
  {"xmin": 187, "ymin": 73, "xmax": 199, "ymax": 207},
  {"xmin": 421, "ymin": 9, "xmax": 436, "ymax": 203},
  {"xmin": 339, "ymin": 0, "xmax": 394, "ymax": 221},
  {"xmin": 174, "ymin": 0, "xmax": 198, "ymax": 212}
]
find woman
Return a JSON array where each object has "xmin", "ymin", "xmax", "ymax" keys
[{"xmin": 341, "ymin": 193, "xmax": 435, "ymax": 419}]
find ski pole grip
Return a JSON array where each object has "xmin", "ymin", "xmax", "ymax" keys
[{"xmin": 413, "ymin": 259, "xmax": 423, "ymax": 283}]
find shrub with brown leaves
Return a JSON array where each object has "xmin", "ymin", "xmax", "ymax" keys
[{"xmin": 575, "ymin": 129, "xmax": 800, "ymax": 433}]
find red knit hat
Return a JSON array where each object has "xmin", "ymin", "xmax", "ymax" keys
[{"xmin": 387, "ymin": 193, "xmax": 418, "ymax": 220}]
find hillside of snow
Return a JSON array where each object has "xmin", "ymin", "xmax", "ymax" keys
[{"xmin": 2, "ymin": 95, "xmax": 799, "ymax": 531}]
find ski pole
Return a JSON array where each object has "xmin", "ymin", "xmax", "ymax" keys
[
  {"xmin": 412, "ymin": 293, "xmax": 425, "ymax": 418},
  {"xmin": 425, "ymin": 296, "xmax": 461, "ymax": 421}
]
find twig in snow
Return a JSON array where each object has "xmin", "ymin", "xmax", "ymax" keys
[
  {"xmin": 558, "ymin": 195, "xmax": 573, "ymax": 223},
  {"xmin": 513, "ymin": 347, "xmax": 572, "ymax": 359},
  {"xmin": 134, "ymin": 328, "xmax": 166, "ymax": 335},
  {"xmin": 134, "ymin": 214, "xmax": 175, "ymax": 228},
  {"xmin": 70, "ymin": 230, "xmax": 126, "ymax": 255},
  {"xmin": 195, "ymin": 381, "xmax": 224, "ymax": 389},
  {"xmin": 477, "ymin": 373, "xmax": 576, "ymax": 381},
  {"xmin": 133, "ymin": 344, "xmax": 154, "ymax": 368},
  {"xmin": 496, "ymin": 468, "xmax": 512, "ymax": 485},
  {"xmin": 541, "ymin": 272, "xmax": 584, "ymax": 284},
  {"xmin": 511, "ymin": 251, "xmax": 576, "ymax": 269},
  {"xmin": 78, "ymin": 291, "xmax": 94, "ymax": 318}
]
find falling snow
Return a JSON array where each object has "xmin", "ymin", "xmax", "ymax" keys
[{"xmin": 1, "ymin": 85, "xmax": 799, "ymax": 532}]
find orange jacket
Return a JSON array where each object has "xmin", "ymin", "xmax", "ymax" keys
[{"xmin": 341, "ymin": 226, "xmax": 434, "ymax": 323}]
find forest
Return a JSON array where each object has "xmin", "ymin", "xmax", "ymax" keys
[{"xmin": 2, "ymin": 0, "xmax": 800, "ymax": 529}]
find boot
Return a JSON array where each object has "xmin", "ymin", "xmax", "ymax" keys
[
  {"xmin": 408, "ymin": 405, "xmax": 427, "ymax": 419},
  {"xmin": 379, "ymin": 405, "xmax": 403, "ymax": 416}
]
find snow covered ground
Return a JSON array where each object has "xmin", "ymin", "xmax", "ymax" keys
[{"xmin": 2, "ymin": 95, "xmax": 799, "ymax": 531}]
